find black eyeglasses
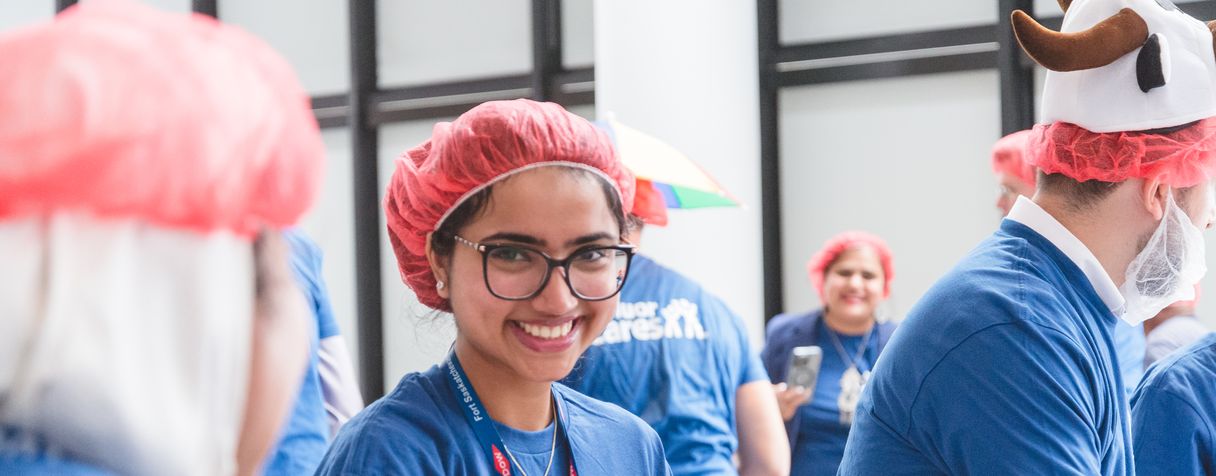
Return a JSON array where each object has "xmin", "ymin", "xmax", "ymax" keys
[{"xmin": 454, "ymin": 235, "xmax": 635, "ymax": 301}]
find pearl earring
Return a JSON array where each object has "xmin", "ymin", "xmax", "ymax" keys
[{"xmin": 436, "ymin": 281, "xmax": 445, "ymax": 290}]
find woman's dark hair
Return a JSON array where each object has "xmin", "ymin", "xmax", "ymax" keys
[{"xmin": 430, "ymin": 167, "xmax": 629, "ymax": 258}]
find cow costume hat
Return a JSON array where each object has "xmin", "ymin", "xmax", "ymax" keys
[{"xmin": 1013, "ymin": 0, "xmax": 1216, "ymax": 188}]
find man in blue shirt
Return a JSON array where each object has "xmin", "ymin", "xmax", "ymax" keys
[
  {"xmin": 1131, "ymin": 333, "xmax": 1216, "ymax": 475},
  {"xmin": 991, "ymin": 130, "xmax": 1147, "ymax": 394},
  {"xmin": 562, "ymin": 181, "xmax": 788, "ymax": 475},
  {"xmin": 839, "ymin": 1, "xmax": 1216, "ymax": 474}
]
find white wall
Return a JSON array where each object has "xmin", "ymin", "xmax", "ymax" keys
[{"xmin": 594, "ymin": 1, "xmax": 767, "ymax": 348}]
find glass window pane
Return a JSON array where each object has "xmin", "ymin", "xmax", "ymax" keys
[
  {"xmin": 780, "ymin": 0, "xmax": 996, "ymax": 44},
  {"xmin": 778, "ymin": 71, "xmax": 1001, "ymax": 319},
  {"xmin": 298, "ymin": 129, "xmax": 360, "ymax": 374},
  {"xmin": 562, "ymin": 0, "xmax": 593, "ymax": 68},
  {"xmin": 218, "ymin": 0, "xmax": 350, "ymax": 96},
  {"xmin": 0, "ymin": 3, "xmax": 52, "ymax": 32},
  {"xmin": 379, "ymin": 120, "xmax": 458, "ymax": 387},
  {"xmin": 124, "ymin": 0, "xmax": 191, "ymax": 13},
  {"xmin": 377, "ymin": 0, "xmax": 531, "ymax": 88}
]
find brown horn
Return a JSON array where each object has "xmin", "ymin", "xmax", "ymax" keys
[
  {"xmin": 1058, "ymin": 0, "xmax": 1071, "ymax": 13},
  {"xmin": 1012, "ymin": 8, "xmax": 1149, "ymax": 72},
  {"xmin": 1208, "ymin": 20, "xmax": 1216, "ymax": 66}
]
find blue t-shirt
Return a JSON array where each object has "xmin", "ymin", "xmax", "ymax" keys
[
  {"xmin": 560, "ymin": 254, "xmax": 767, "ymax": 475},
  {"xmin": 1113, "ymin": 319, "xmax": 1146, "ymax": 396},
  {"xmin": 493, "ymin": 421, "xmax": 572, "ymax": 476},
  {"xmin": 1130, "ymin": 332, "xmax": 1216, "ymax": 475},
  {"xmin": 759, "ymin": 311, "xmax": 894, "ymax": 476},
  {"xmin": 316, "ymin": 364, "xmax": 671, "ymax": 475},
  {"xmin": 264, "ymin": 230, "xmax": 339, "ymax": 475},
  {"xmin": 838, "ymin": 220, "xmax": 1132, "ymax": 475}
]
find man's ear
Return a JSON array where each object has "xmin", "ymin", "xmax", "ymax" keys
[
  {"xmin": 425, "ymin": 233, "xmax": 450, "ymax": 299},
  {"xmin": 1140, "ymin": 177, "xmax": 1168, "ymax": 221}
]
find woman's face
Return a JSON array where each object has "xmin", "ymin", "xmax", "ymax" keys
[
  {"xmin": 439, "ymin": 167, "xmax": 623, "ymax": 384},
  {"xmin": 822, "ymin": 246, "xmax": 886, "ymax": 323}
]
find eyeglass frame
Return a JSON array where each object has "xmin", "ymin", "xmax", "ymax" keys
[{"xmin": 452, "ymin": 234, "xmax": 637, "ymax": 301}]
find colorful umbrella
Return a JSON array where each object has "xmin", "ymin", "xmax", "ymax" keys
[{"xmin": 597, "ymin": 117, "xmax": 740, "ymax": 210}]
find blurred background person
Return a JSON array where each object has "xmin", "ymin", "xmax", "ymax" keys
[
  {"xmin": 0, "ymin": 2, "xmax": 323, "ymax": 475},
  {"xmin": 991, "ymin": 130, "xmax": 1038, "ymax": 216},
  {"xmin": 1143, "ymin": 289, "xmax": 1211, "ymax": 367},
  {"xmin": 316, "ymin": 99, "xmax": 669, "ymax": 475},
  {"xmin": 562, "ymin": 173, "xmax": 788, "ymax": 476},
  {"xmin": 761, "ymin": 232, "xmax": 897, "ymax": 476},
  {"xmin": 991, "ymin": 129, "xmax": 1147, "ymax": 393},
  {"xmin": 262, "ymin": 230, "xmax": 364, "ymax": 475}
]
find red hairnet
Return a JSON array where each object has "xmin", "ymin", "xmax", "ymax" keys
[
  {"xmin": 1026, "ymin": 118, "xmax": 1216, "ymax": 188},
  {"xmin": 807, "ymin": 231, "xmax": 894, "ymax": 300},
  {"xmin": 0, "ymin": 1, "xmax": 322, "ymax": 236},
  {"xmin": 384, "ymin": 99, "xmax": 635, "ymax": 311},
  {"xmin": 632, "ymin": 179, "xmax": 669, "ymax": 226},
  {"xmin": 991, "ymin": 130, "xmax": 1037, "ymax": 190}
]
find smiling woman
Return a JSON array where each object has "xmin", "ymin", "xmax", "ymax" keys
[
  {"xmin": 760, "ymin": 231, "xmax": 898, "ymax": 476},
  {"xmin": 315, "ymin": 99, "xmax": 671, "ymax": 475}
]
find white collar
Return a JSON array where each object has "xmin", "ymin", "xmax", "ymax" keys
[{"xmin": 1006, "ymin": 196, "xmax": 1126, "ymax": 316}]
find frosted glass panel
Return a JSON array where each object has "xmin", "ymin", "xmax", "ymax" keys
[
  {"xmin": 219, "ymin": 0, "xmax": 350, "ymax": 95},
  {"xmin": 379, "ymin": 119, "xmax": 459, "ymax": 388},
  {"xmin": 562, "ymin": 0, "xmax": 594, "ymax": 68},
  {"xmin": 0, "ymin": 3, "xmax": 52, "ymax": 32},
  {"xmin": 778, "ymin": 71, "xmax": 1001, "ymax": 321},
  {"xmin": 298, "ymin": 129, "xmax": 359, "ymax": 374},
  {"xmin": 780, "ymin": 0, "xmax": 996, "ymax": 44},
  {"xmin": 378, "ymin": 0, "xmax": 531, "ymax": 87},
  {"xmin": 139, "ymin": 0, "xmax": 189, "ymax": 12}
]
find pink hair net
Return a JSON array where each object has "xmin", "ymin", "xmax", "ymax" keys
[
  {"xmin": 0, "ymin": 1, "xmax": 322, "ymax": 236},
  {"xmin": 807, "ymin": 231, "xmax": 894, "ymax": 300},
  {"xmin": 992, "ymin": 130, "xmax": 1038, "ymax": 190},
  {"xmin": 1026, "ymin": 118, "xmax": 1216, "ymax": 188},
  {"xmin": 384, "ymin": 99, "xmax": 635, "ymax": 311}
]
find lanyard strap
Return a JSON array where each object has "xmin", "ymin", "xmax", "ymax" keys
[{"xmin": 443, "ymin": 353, "xmax": 578, "ymax": 476}]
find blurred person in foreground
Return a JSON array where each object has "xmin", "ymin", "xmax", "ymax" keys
[
  {"xmin": 991, "ymin": 130, "xmax": 1038, "ymax": 216},
  {"xmin": 840, "ymin": 0, "xmax": 1216, "ymax": 473},
  {"xmin": 0, "ymin": 2, "xmax": 324, "ymax": 474},
  {"xmin": 992, "ymin": 129, "xmax": 1148, "ymax": 393},
  {"xmin": 561, "ymin": 180, "xmax": 788, "ymax": 475},
  {"xmin": 761, "ymin": 231, "xmax": 898, "ymax": 476}
]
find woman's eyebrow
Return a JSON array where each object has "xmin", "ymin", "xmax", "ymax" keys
[
  {"xmin": 479, "ymin": 232, "xmax": 543, "ymax": 246},
  {"xmin": 479, "ymin": 231, "xmax": 617, "ymax": 248},
  {"xmin": 567, "ymin": 232, "xmax": 616, "ymax": 247}
]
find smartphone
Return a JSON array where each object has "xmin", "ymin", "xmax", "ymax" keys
[{"xmin": 786, "ymin": 346, "xmax": 823, "ymax": 394}]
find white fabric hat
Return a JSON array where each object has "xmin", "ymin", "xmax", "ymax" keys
[{"xmin": 1018, "ymin": 0, "xmax": 1216, "ymax": 132}]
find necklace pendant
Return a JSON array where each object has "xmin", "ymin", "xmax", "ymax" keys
[{"xmin": 838, "ymin": 366, "xmax": 864, "ymax": 425}]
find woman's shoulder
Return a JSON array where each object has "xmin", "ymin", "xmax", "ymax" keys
[
  {"xmin": 765, "ymin": 308, "xmax": 822, "ymax": 343},
  {"xmin": 553, "ymin": 383, "xmax": 671, "ymax": 475},
  {"xmin": 553, "ymin": 383, "xmax": 658, "ymax": 439}
]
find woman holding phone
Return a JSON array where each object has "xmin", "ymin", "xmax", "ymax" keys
[
  {"xmin": 760, "ymin": 231, "xmax": 898, "ymax": 476},
  {"xmin": 315, "ymin": 99, "xmax": 670, "ymax": 475}
]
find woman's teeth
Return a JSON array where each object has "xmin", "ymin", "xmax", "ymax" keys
[{"xmin": 518, "ymin": 321, "xmax": 574, "ymax": 339}]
